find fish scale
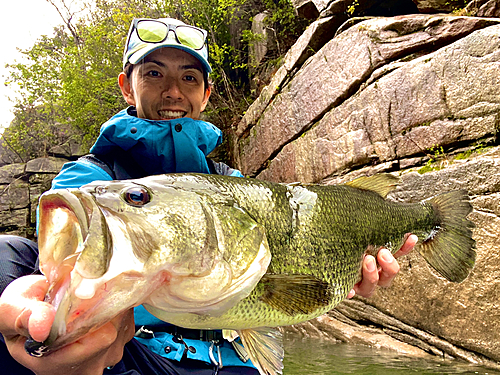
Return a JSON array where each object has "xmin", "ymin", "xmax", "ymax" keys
[
  {"xmin": 31, "ymin": 173, "xmax": 476, "ymax": 375},
  {"xmin": 127, "ymin": 175, "xmax": 472, "ymax": 325}
]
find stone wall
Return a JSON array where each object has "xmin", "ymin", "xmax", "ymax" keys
[
  {"xmin": 232, "ymin": 8, "xmax": 500, "ymax": 370},
  {"xmin": 0, "ymin": 157, "xmax": 68, "ymax": 239},
  {"xmin": 1, "ymin": 1, "xmax": 499, "ymax": 370}
]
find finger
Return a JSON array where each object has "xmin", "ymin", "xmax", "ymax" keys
[
  {"xmin": 0, "ymin": 276, "xmax": 51, "ymax": 337},
  {"xmin": 48, "ymin": 311, "xmax": 132, "ymax": 370},
  {"xmin": 102, "ymin": 309, "xmax": 135, "ymax": 368},
  {"xmin": 6, "ymin": 323, "xmax": 118, "ymax": 375},
  {"xmin": 377, "ymin": 248, "xmax": 400, "ymax": 288},
  {"xmin": 393, "ymin": 234, "xmax": 418, "ymax": 258},
  {"xmin": 1, "ymin": 275, "xmax": 49, "ymax": 301},
  {"xmin": 353, "ymin": 255, "xmax": 379, "ymax": 298},
  {"xmin": 1, "ymin": 277, "xmax": 128, "ymax": 375},
  {"xmin": 347, "ymin": 289, "xmax": 356, "ymax": 299},
  {"xmin": 44, "ymin": 322, "xmax": 117, "ymax": 367},
  {"xmin": 27, "ymin": 301, "xmax": 56, "ymax": 342},
  {"xmin": 70, "ymin": 321, "xmax": 119, "ymax": 357},
  {"xmin": 14, "ymin": 300, "xmax": 55, "ymax": 341},
  {"xmin": 12, "ymin": 296, "xmax": 55, "ymax": 342}
]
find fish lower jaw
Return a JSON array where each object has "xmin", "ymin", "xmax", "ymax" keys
[
  {"xmin": 45, "ymin": 278, "xmax": 72, "ymax": 346},
  {"xmin": 144, "ymin": 292, "xmax": 224, "ymax": 314}
]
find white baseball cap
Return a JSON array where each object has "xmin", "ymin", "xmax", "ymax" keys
[{"xmin": 123, "ymin": 17, "xmax": 211, "ymax": 73}]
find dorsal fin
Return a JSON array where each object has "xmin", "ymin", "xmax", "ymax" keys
[{"xmin": 345, "ymin": 173, "xmax": 400, "ymax": 198}]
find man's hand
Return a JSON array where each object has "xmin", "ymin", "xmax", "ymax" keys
[
  {"xmin": 347, "ymin": 234, "xmax": 418, "ymax": 299},
  {"xmin": 0, "ymin": 275, "xmax": 135, "ymax": 375}
]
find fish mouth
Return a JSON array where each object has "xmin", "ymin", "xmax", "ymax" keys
[
  {"xmin": 36, "ymin": 188, "xmax": 170, "ymax": 353},
  {"xmin": 38, "ymin": 188, "xmax": 114, "ymax": 282},
  {"xmin": 38, "ymin": 189, "xmax": 91, "ymax": 285},
  {"xmin": 37, "ymin": 189, "xmax": 115, "ymax": 350}
]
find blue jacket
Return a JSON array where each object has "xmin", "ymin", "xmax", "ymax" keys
[{"xmin": 49, "ymin": 107, "xmax": 252, "ymax": 368}]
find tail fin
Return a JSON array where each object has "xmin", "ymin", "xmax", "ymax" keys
[{"xmin": 418, "ymin": 190, "xmax": 476, "ymax": 283}]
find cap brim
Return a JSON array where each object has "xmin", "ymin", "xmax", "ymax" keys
[{"xmin": 127, "ymin": 44, "xmax": 212, "ymax": 73}]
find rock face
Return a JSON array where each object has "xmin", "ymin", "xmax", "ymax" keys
[
  {"xmin": 370, "ymin": 150, "xmax": 500, "ymax": 362},
  {"xmin": 293, "ymin": 0, "xmax": 473, "ymax": 21},
  {"xmin": 304, "ymin": 146, "xmax": 500, "ymax": 369},
  {"xmin": 0, "ymin": 157, "xmax": 67, "ymax": 238},
  {"xmin": 463, "ymin": 0, "xmax": 500, "ymax": 17},
  {"xmin": 234, "ymin": 12, "xmax": 500, "ymax": 368},
  {"xmin": 1, "ymin": 5, "xmax": 499, "ymax": 370},
  {"xmin": 234, "ymin": 15, "xmax": 500, "ymax": 181}
]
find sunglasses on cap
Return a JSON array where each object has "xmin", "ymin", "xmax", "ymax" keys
[{"xmin": 130, "ymin": 18, "xmax": 208, "ymax": 50}]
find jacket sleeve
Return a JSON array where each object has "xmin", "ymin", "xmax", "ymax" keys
[
  {"xmin": 36, "ymin": 159, "xmax": 113, "ymax": 233},
  {"xmin": 206, "ymin": 159, "xmax": 244, "ymax": 177},
  {"xmin": 50, "ymin": 159, "xmax": 114, "ymax": 190}
]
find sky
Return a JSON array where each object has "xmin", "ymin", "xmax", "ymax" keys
[{"xmin": 0, "ymin": 0, "xmax": 85, "ymax": 132}]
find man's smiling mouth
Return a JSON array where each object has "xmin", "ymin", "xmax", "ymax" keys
[{"xmin": 159, "ymin": 110, "xmax": 187, "ymax": 119}]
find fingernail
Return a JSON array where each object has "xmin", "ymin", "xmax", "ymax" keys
[
  {"xmin": 380, "ymin": 249, "xmax": 393, "ymax": 263},
  {"xmin": 366, "ymin": 257, "xmax": 376, "ymax": 272}
]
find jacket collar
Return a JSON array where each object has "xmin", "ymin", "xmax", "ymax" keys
[{"xmin": 89, "ymin": 107, "xmax": 222, "ymax": 175}]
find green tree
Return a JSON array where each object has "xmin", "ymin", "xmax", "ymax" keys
[{"xmin": 3, "ymin": 0, "xmax": 306, "ymax": 162}]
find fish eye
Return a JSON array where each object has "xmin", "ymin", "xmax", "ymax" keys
[{"xmin": 122, "ymin": 186, "xmax": 151, "ymax": 206}]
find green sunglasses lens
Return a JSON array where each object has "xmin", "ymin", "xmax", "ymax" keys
[
  {"xmin": 175, "ymin": 26, "xmax": 206, "ymax": 49},
  {"xmin": 137, "ymin": 20, "xmax": 167, "ymax": 42}
]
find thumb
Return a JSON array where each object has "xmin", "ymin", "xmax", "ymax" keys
[
  {"xmin": 0, "ymin": 275, "xmax": 55, "ymax": 342},
  {"xmin": 19, "ymin": 300, "xmax": 56, "ymax": 343}
]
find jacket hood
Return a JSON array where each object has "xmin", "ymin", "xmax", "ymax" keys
[{"xmin": 90, "ymin": 107, "xmax": 222, "ymax": 175}]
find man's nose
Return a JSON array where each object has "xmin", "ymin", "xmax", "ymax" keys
[{"xmin": 163, "ymin": 81, "xmax": 183, "ymax": 99}]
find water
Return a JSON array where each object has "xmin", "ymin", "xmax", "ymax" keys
[{"xmin": 282, "ymin": 336, "xmax": 500, "ymax": 375}]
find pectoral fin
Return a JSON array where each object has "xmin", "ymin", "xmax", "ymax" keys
[
  {"xmin": 260, "ymin": 274, "xmax": 333, "ymax": 316},
  {"xmin": 238, "ymin": 328, "xmax": 284, "ymax": 375}
]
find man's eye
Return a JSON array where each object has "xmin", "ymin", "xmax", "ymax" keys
[
  {"xmin": 184, "ymin": 75, "xmax": 196, "ymax": 82},
  {"xmin": 147, "ymin": 70, "xmax": 161, "ymax": 77}
]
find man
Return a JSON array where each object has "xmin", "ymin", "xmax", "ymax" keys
[{"xmin": 0, "ymin": 17, "xmax": 416, "ymax": 375}]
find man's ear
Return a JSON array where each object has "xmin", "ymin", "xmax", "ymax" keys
[
  {"xmin": 200, "ymin": 85, "xmax": 211, "ymax": 112},
  {"xmin": 118, "ymin": 72, "xmax": 136, "ymax": 106}
]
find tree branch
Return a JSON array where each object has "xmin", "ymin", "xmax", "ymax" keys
[{"xmin": 45, "ymin": 0, "xmax": 82, "ymax": 46}]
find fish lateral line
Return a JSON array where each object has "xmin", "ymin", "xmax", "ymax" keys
[{"xmin": 33, "ymin": 173, "xmax": 476, "ymax": 371}]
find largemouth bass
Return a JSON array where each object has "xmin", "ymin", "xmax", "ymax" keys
[{"xmin": 30, "ymin": 173, "xmax": 475, "ymax": 374}]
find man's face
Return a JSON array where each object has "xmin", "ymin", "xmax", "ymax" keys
[{"xmin": 119, "ymin": 48, "xmax": 210, "ymax": 120}]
